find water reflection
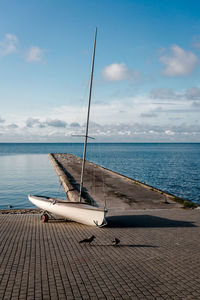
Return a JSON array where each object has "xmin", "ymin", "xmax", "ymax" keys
[{"xmin": 0, "ymin": 154, "xmax": 66, "ymax": 209}]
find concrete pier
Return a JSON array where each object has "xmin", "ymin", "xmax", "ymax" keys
[{"xmin": 49, "ymin": 153, "xmax": 183, "ymax": 209}]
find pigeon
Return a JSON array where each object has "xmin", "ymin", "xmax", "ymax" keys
[
  {"xmin": 112, "ymin": 238, "xmax": 120, "ymax": 246},
  {"xmin": 79, "ymin": 235, "xmax": 96, "ymax": 245}
]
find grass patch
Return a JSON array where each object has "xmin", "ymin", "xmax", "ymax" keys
[
  {"xmin": 183, "ymin": 200, "xmax": 197, "ymax": 209},
  {"xmin": 172, "ymin": 196, "xmax": 197, "ymax": 208},
  {"xmin": 173, "ymin": 196, "xmax": 185, "ymax": 204},
  {"xmin": 114, "ymin": 191, "xmax": 136, "ymax": 205}
]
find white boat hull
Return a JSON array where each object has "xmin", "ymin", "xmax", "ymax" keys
[{"xmin": 28, "ymin": 195, "xmax": 107, "ymax": 227}]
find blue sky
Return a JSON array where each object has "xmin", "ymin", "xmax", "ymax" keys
[{"xmin": 0, "ymin": 0, "xmax": 200, "ymax": 142}]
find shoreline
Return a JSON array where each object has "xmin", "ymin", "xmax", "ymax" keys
[
  {"xmin": 0, "ymin": 205, "xmax": 198, "ymax": 215},
  {"xmin": 0, "ymin": 208, "xmax": 41, "ymax": 214}
]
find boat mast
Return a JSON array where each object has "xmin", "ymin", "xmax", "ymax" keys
[{"xmin": 79, "ymin": 27, "xmax": 97, "ymax": 202}]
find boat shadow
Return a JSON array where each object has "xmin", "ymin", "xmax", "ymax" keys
[{"xmin": 106, "ymin": 214, "xmax": 197, "ymax": 228}]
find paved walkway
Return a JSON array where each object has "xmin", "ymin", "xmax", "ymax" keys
[{"xmin": 1, "ymin": 209, "xmax": 200, "ymax": 299}]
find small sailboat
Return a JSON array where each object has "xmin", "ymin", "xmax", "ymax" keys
[
  {"xmin": 28, "ymin": 195, "xmax": 106, "ymax": 226},
  {"xmin": 28, "ymin": 28, "xmax": 107, "ymax": 226}
]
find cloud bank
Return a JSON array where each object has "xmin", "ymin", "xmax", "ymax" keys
[
  {"xmin": 0, "ymin": 86, "xmax": 199, "ymax": 142},
  {"xmin": 151, "ymin": 87, "xmax": 200, "ymax": 102},
  {"xmin": 0, "ymin": 119, "xmax": 199, "ymax": 142}
]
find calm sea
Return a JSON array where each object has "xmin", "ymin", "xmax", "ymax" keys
[{"xmin": 0, "ymin": 143, "xmax": 199, "ymax": 209}]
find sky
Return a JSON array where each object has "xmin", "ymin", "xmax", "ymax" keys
[{"xmin": 0, "ymin": 0, "xmax": 200, "ymax": 142}]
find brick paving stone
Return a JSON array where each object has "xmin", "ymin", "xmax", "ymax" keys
[{"xmin": 0, "ymin": 210, "xmax": 200, "ymax": 299}]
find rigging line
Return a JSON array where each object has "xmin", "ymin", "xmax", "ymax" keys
[
  {"xmin": 72, "ymin": 79, "xmax": 90, "ymax": 139},
  {"xmin": 56, "ymin": 179, "xmax": 62, "ymax": 197},
  {"xmin": 94, "ymin": 141, "xmax": 106, "ymax": 210},
  {"xmin": 71, "ymin": 58, "xmax": 90, "ymax": 139},
  {"xmin": 98, "ymin": 143, "xmax": 107, "ymax": 210},
  {"xmin": 79, "ymin": 27, "xmax": 97, "ymax": 202},
  {"xmin": 78, "ymin": 77, "xmax": 90, "ymax": 123}
]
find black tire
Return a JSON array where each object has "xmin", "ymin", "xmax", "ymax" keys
[{"xmin": 41, "ymin": 213, "xmax": 49, "ymax": 222}]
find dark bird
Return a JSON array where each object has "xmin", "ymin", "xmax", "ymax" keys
[
  {"xmin": 79, "ymin": 235, "xmax": 96, "ymax": 245},
  {"xmin": 112, "ymin": 238, "xmax": 120, "ymax": 246}
]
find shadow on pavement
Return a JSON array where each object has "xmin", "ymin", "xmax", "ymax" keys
[
  {"xmin": 106, "ymin": 214, "xmax": 196, "ymax": 228},
  {"xmin": 95, "ymin": 244, "xmax": 158, "ymax": 248}
]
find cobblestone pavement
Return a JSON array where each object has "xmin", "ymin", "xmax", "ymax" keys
[{"xmin": 0, "ymin": 209, "xmax": 200, "ymax": 299}]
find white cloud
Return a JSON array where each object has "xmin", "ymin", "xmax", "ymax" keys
[
  {"xmin": 7, "ymin": 123, "xmax": 18, "ymax": 129},
  {"xmin": 165, "ymin": 130, "xmax": 175, "ymax": 135},
  {"xmin": 102, "ymin": 63, "xmax": 131, "ymax": 81},
  {"xmin": 45, "ymin": 119, "xmax": 67, "ymax": 128},
  {"xmin": 160, "ymin": 45, "xmax": 198, "ymax": 76},
  {"xmin": 0, "ymin": 35, "xmax": 45, "ymax": 63},
  {"xmin": 149, "ymin": 130, "xmax": 158, "ymax": 135},
  {"xmin": 185, "ymin": 87, "xmax": 200, "ymax": 101},
  {"xmin": 70, "ymin": 122, "xmax": 80, "ymax": 128},
  {"xmin": 0, "ymin": 35, "xmax": 46, "ymax": 64},
  {"xmin": 151, "ymin": 88, "xmax": 179, "ymax": 100},
  {"xmin": 0, "ymin": 34, "xmax": 18, "ymax": 56},
  {"xmin": 140, "ymin": 113, "xmax": 157, "ymax": 118},
  {"xmin": 26, "ymin": 46, "xmax": 44, "ymax": 62},
  {"xmin": 151, "ymin": 87, "xmax": 200, "ymax": 102},
  {"xmin": 25, "ymin": 117, "xmax": 67, "ymax": 128},
  {"xmin": 0, "ymin": 117, "xmax": 5, "ymax": 123},
  {"xmin": 26, "ymin": 118, "xmax": 41, "ymax": 128}
]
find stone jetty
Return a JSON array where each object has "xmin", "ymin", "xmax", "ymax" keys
[{"xmin": 48, "ymin": 153, "xmax": 183, "ymax": 210}]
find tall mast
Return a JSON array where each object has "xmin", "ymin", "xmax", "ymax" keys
[{"xmin": 79, "ymin": 27, "xmax": 97, "ymax": 202}]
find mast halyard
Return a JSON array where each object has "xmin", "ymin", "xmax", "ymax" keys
[{"xmin": 79, "ymin": 27, "xmax": 97, "ymax": 202}]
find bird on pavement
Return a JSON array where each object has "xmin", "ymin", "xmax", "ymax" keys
[
  {"xmin": 79, "ymin": 235, "xmax": 96, "ymax": 245},
  {"xmin": 112, "ymin": 238, "xmax": 120, "ymax": 246}
]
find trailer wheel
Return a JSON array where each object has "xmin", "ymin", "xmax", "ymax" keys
[{"xmin": 41, "ymin": 213, "xmax": 49, "ymax": 222}]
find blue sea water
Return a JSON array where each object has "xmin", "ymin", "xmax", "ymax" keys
[{"xmin": 0, "ymin": 143, "xmax": 199, "ymax": 209}]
